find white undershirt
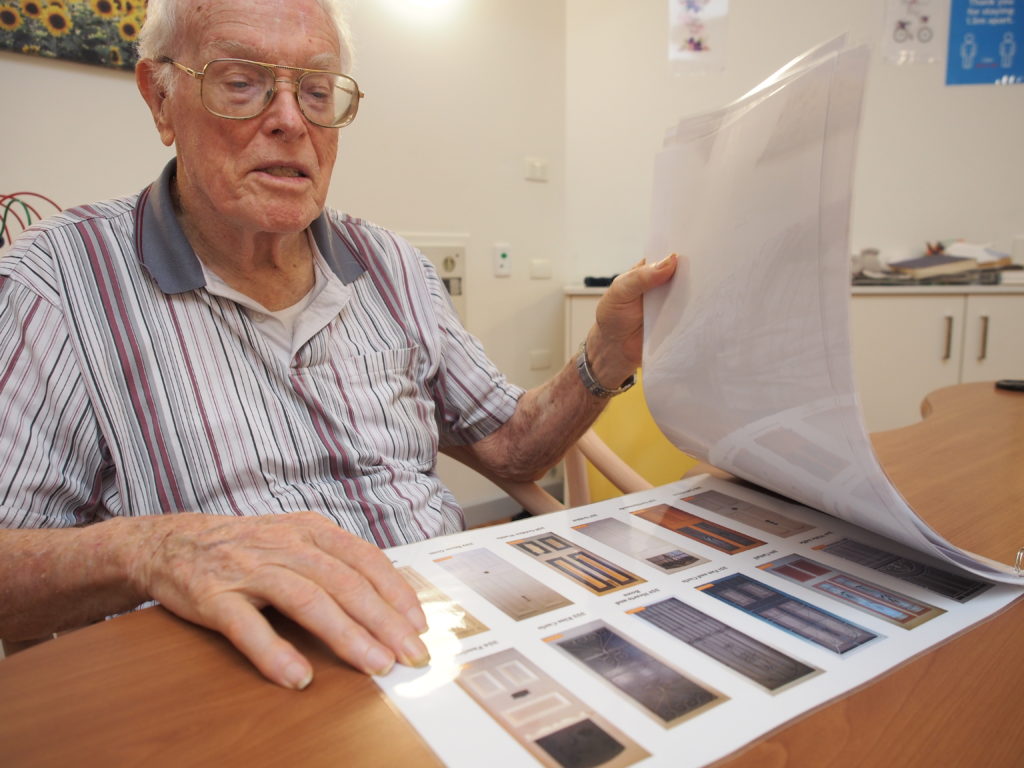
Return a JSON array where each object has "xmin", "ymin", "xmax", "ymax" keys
[{"xmin": 199, "ymin": 235, "xmax": 350, "ymax": 365}]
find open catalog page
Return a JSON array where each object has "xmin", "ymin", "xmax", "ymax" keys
[
  {"xmin": 376, "ymin": 475, "xmax": 1020, "ymax": 767},
  {"xmin": 640, "ymin": 36, "xmax": 1023, "ymax": 585}
]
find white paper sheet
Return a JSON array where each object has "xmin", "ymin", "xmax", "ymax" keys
[
  {"xmin": 640, "ymin": 37, "xmax": 1023, "ymax": 584},
  {"xmin": 378, "ymin": 476, "xmax": 1020, "ymax": 767}
]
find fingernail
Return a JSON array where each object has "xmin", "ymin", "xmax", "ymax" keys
[
  {"xmin": 366, "ymin": 646, "xmax": 395, "ymax": 676},
  {"xmin": 407, "ymin": 606, "xmax": 428, "ymax": 633},
  {"xmin": 284, "ymin": 660, "xmax": 313, "ymax": 690},
  {"xmin": 401, "ymin": 634, "xmax": 431, "ymax": 668},
  {"xmin": 657, "ymin": 253, "xmax": 676, "ymax": 268}
]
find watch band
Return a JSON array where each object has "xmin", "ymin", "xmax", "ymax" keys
[{"xmin": 576, "ymin": 341, "xmax": 636, "ymax": 398}]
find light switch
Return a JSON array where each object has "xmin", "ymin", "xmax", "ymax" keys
[
  {"xmin": 493, "ymin": 242, "xmax": 512, "ymax": 277},
  {"xmin": 529, "ymin": 259, "xmax": 552, "ymax": 279},
  {"xmin": 524, "ymin": 157, "xmax": 548, "ymax": 182}
]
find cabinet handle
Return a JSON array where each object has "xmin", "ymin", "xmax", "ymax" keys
[
  {"xmin": 943, "ymin": 315, "xmax": 953, "ymax": 361},
  {"xmin": 978, "ymin": 315, "xmax": 990, "ymax": 361}
]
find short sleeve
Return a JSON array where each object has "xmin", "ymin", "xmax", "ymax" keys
[
  {"xmin": 415, "ymin": 252, "xmax": 524, "ymax": 447},
  {"xmin": 0, "ymin": 273, "xmax": 106, "ymax": 529}
]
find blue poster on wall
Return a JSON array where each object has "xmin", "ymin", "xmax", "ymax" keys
[{"xmin": 947, "ymin": 0, "xmax": 1023, "ymax": 84}]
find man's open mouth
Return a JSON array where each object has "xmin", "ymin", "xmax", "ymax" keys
[{"xmin": 261, "ymin": 166, "xmax": 306, "ymax": 178}]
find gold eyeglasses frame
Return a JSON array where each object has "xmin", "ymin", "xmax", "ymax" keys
[{"xmin": 158, "ymin": 56, "xmax": 365, "ymax": 128}]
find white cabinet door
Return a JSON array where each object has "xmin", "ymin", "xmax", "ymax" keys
[
  {"xmin": 564, "ymin": 294, "xmax": 601, "ymax": 353},
  {"xmin": 849, "ymin": 295, "xmax": 966, "ymax": 432},
  {"xmin": 960, "ymin": 294, "xmax": 1024, "ymax": 383}
]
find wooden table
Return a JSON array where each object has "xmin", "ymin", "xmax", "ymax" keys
[{"xmin": 1, "ymin": 382, "xmax": 1022, "ymax": 767}]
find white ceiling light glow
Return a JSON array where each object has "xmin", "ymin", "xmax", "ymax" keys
[{"xmin": 382, "ymin": 0, "xmax": 461, "ymax": 23}]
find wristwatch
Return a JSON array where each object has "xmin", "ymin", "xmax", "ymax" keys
[{"xmin": 576, "ymin": 341, "xmax": 636, "ymax": 398}]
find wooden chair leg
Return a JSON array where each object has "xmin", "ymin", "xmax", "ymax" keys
[{"xmin": 564, "ymin": 444, "xmax": 591, "ymax": 508}]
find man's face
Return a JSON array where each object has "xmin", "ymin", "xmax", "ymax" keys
[{"xmin": 158, "ymin": 0, "xmax": 342, "ymax": 237}]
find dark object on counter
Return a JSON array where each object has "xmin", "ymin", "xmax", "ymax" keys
[
  {"xmin": 584, "ymin": 275, "xmax": 618, "ymax": 287},
  {"xmin": 995, "ymin": 380, "xmax": 1024, "ymax": 393},
  {"xmin": 852, "ymin": 269, "xmax": 1003, "ymax": 287}
]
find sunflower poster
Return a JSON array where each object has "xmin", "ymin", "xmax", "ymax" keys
[{"xmin": 0, "ymin": 0, "xmax": 147, "ymax": 71}]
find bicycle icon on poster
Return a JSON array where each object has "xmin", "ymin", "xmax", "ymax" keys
[{"xmin": 893, "ymin": 0, "xmax": 934, "ymax": 44}]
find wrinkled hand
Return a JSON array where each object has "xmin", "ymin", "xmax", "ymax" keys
[
  {"xmin": 130, "ymin": 512, "xmax": 428, "ymax": 690},
  {"xmin": 587, "ymin": 254, "xmax": 678, "ymax": 387}
]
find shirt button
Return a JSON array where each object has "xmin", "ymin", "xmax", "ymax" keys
[{"xmin": 252, "ymin": 313, "xmax": 267, "ymax": 323}]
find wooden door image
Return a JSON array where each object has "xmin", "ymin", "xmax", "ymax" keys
[
  {"xmin": 632, "ymin": 504, "xmax": 766, "ymax": 555},
  {"xmin": 398, "ymin": 566, "xmax": 488, "ymax": 639},
  {"xmin": 436, "ymin": 548, "xmax": 573, "ymax": 621},
  {"xmin": 510, "ymin": 532, "xmax": 645, "ymax": 595}
]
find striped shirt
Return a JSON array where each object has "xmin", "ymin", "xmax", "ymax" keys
[{"xmin": 0, "ymin": 160, "xmax": 523, "ymax": 547}]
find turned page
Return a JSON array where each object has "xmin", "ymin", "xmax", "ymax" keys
[{"xmin": 641, "ymin": 37, "xmax": 1021, "ymax": 584}]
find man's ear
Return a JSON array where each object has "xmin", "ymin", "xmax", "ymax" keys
[{"xmin": 136, "ymin": 59, "xmax": 176, "ymax": 147}]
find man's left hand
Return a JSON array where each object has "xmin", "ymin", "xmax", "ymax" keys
[{"xmin": 587, "ymin": 253, "xmax": 678, "ymax": 389}]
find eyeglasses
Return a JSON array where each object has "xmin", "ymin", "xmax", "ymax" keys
[{"xmin": 159, "ymin": 57, "xmax": 364, "ymax": 128}]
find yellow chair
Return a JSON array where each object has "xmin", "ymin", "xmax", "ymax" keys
[
  {"xmin": 570, "ymin": 370, "xmax": 697, "ymax": 505},
  {"xmin": 454, "ymin": 370, "xmax": 697, "ymax": 515}
]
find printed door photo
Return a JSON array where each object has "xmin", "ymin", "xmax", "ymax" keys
[
  {"xmin": 678, "ymin": 489, "xmax": 813, "ymax": 538},
  {"xmin": 818, "ymin": 538, "xmax": 993, "ymax": 602},
  {"xmin": 456, "ymin": 647, "xmax": 649, "ymax": 768},
  {"xmin": 398, "ymin": 566, "xmax": 488, "ymax": 639},
  {"xmin": 758, "ymin": 554, "xmax": 945, "ymax": 629},
  {"xmin": 548, "ymin": 619, "xmax": 726, "ymax": 728},
  {"xmin": 436, "ymin": 548, "xmax": 573, "ymax": 621},
  {"xmin": 510, "ymin": 532, "xmax": 646, "ymax": 596},
  {"xmin": 632, "ymin": 504, "xmax": 766, "ymax": 555},
  {"xmin": 572, "ymin": 517, "xmax": 710, "ymax": 573},
  {"xmin": 630, "ymin": 597, "xmax": 819, "ymax": 693},
  {"xmin": 698, "ymin": 573, "xmax": 882, "ymax": 654}
]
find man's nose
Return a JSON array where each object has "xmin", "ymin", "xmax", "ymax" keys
[{"xmin": 265, "ymin": 78, "xmax": 308, "ymax": 128}]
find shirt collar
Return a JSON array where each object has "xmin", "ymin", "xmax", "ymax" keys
[{"xmin": 134, "ymin": 157, "xmax": 365, "ymax": 294}]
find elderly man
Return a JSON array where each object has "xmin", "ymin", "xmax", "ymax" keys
[{"xmin": 0, "ymin": 0, "xmax": 675, "ymax": 689}]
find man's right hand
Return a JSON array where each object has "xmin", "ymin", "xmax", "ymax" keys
[{"xmin": 129, "ymin": 512, "xmax": 429, "ymax": 689}]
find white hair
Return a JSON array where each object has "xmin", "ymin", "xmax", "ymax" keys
[{"xmin": 137, "ymin": 0, "xmax": 354, "ymax": 92}]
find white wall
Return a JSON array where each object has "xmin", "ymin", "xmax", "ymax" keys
[
  {"xmin": 0, "ymin": 53, "xmax": 173, "ymax": 206},
  {"xmin": 565, "ymin": 0, "xmax": 1024, "ymax": 277},
  {"xmin": 337, "ymin": 0, "xmax": 567, "ymax": 386}
]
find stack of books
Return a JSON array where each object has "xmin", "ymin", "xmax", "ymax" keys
[
  {"xmin": 888, "ymin": 243, "xmax": 1014, "ymax": 282},
  {"xmin": 887, "ymin": 253, "xmax": 979, "ymax": 279}
]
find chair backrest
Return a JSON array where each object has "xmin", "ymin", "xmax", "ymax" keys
[
  {"xmin": 450, "ymin": 428, "xmax": 655, "ymax": 517},
  {"xmin": 491, "ymin": 372, "xmax": 701, "ymax": 514},
  {"xmin": 578, "ymin": 371, "xmax": 699, "ymax": 503},
  {"xmin": 562, "ymin": 429, "xmax": 654, "ymax": 507}
]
